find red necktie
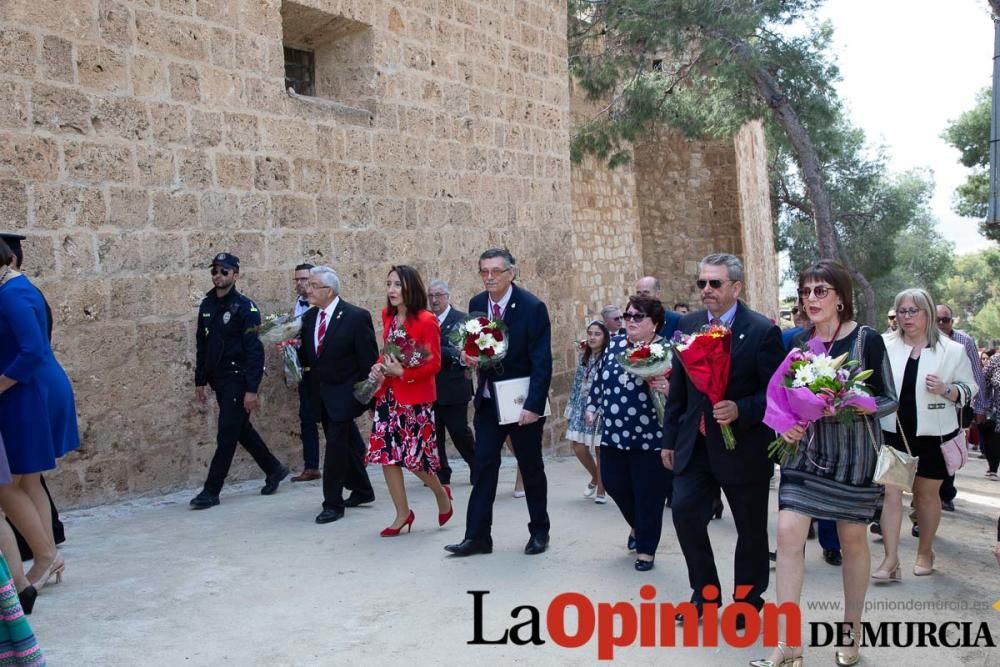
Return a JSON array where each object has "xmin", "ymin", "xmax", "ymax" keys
[
  {"xmin": 317, "ymin": 310, "xmax": 327, "ymax": 355},
  {"xmin": 492, "ymin": 303, "xmax": 502, "ymax": 320}
]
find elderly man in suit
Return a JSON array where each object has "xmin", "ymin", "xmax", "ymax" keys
[
  {"xmin": 299, "ymin": 266, "xmax": 378, "ymax": 524},
  {"xmin": 445, "ymin": 249, "xmax": 553, "ymax": 556},
  {"xmin": 660, "ymin": 253, "xmax": 785, "ymax": 626},
  {"xmin": 427, "ymin": 279, "xmax": 475, "ymax": 486}
]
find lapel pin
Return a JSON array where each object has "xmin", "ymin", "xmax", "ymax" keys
[
  {"xmin": 336, "ymin": 311, "xmax": 343, "ymax": 320},
  {"xmin": 511, "ymin": 302, "xmax": 516, "ymax": 309},
  {"xmin": 739, "ymin": 333, "xmax": 745, "ymax": 340}
]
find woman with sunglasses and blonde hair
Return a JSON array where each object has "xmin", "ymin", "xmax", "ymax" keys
[{"xmin": 875, "ymin": 288, "xmax": 977, "ymax": 581}]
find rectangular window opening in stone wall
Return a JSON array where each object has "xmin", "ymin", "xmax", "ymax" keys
[{"xmin": 280, "ymin": 1, "xmax": 376, "ymax": 114}]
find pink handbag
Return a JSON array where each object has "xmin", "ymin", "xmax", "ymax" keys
[{"xmin": 940, "ymin": 430, "xmax": 968, "ymax": 476}]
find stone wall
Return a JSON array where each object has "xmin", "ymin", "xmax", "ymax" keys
[
  {"xmin": 1, "ymin": 0, "xmax": 574, "ymax": 506},
  {"xmin": 632, "ymin": 125, "xmax": 778, "ymax": 314},
  {"xmin": 734, "ymin": 121, "xmax": 779, "ymax": 317}
]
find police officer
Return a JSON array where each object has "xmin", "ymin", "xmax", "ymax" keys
[{"xmin": 190, "ymin": 252, "xmax": 289, "ymax": 509}]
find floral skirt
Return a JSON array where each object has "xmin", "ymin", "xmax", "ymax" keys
[{"xmin": 366, "ymin": 387, "xmax": 440, "ymax": 473}]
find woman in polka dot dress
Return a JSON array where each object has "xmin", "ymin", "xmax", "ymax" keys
[{"xmin": 586, "ymin": 294, "xmax": 672, "ymax": 571}]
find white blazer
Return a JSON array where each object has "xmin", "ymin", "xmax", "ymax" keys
[{"xmin": 881, "ymin": 333, "xmax": 978, "ymax": 437}]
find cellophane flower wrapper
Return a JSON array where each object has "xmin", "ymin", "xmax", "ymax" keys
[
  {"xmin": 254, "ymin": 313, "xmax": 302, "ymax": 345},
  {"xmin": 617, "ymin": 341, "xmax": 673, "ymax": 424},
  {"xmin": 353, "ymin": 329, "xmax": 431, "ymax": 404},
  {"xmin": 672, "ymin": 325, "xmax": 735, "ymax": 449},
  {"xmin": 764, "ymin": 337, "xmax": 878, "ymax": 465}
]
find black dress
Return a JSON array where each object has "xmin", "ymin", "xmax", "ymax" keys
[{"xmin": 886, "ymin": 356, "xmax": 955, "ymax": 480}]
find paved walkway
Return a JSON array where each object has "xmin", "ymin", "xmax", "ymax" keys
[{"xmin": 27, "ymin": 456, "xmax": 1000, "ymax": 665}]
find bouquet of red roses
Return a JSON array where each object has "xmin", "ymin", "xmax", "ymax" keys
[
  {"xmin": 672, "ymin": 323, "xmax": 736, "ymax": 449},
  {"xmin": 353, "ymin": 327, "xmax": 431, "ymax": 404},
  {"xmin": 449, "ymin": 313, "xmax": 508, "ymax": 369}
]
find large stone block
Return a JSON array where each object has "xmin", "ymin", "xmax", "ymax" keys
[
  {"xmin": 135, "ymin": 10, "xmax": 209, "ymax": 61},
  {"xmin": 55, "ymin": 231, "xmax": 99, "ymax": 275},
  {"xmin": 0, "ymin": 180, "xmax": 28, "ymax": 228},
  {"xmin": 254, "ymin": 155, "xmax": 291, "ymax": 191},
  {"xmin": 199, "ymin": 66, "xmax": 244, "ymax": 108},
  {"xmin": 64, "ymin": 140, "xmax": 134, "ymax": 183},
  {"xmin": 92, "ymin": 96, "xmax": 150, "ymax": 141},
  {"xmin": 176, "ymin": 148, "xmax": 214, "ymax": 189},
  {"xmin": 131, "ymin": 54, "xmax": 169, "ymax": 98},
  {"xmin": 0, "ymin": 134, "xmax": 59, "ymax": 180},
  {"xmin": 77, "ymin": 45, "xmax": 128, "ymax": 92},
  {"xmin": 149, "ymin": 102, "xmax": 189, "ymax": 145},
  {"xmin": 32, "ymin": 183, "xmax": 106, "ymax": 229},
  {"xmin": 135, "ymin": 145, "xmax": 176, "ymax": 186},
  {"xmin": 0, "ymin": 81, "xmax": 29, "ymax": 129},
  {"xmin": 151, "ymin": 191, "xmax": 200, "ymax": 230},
  {"xmin": 40, "ymin": 35, "xmax": 75, "ymax": 84},
  {"xmin": 168, "ymin": 63, "xmax": 201, "ymax": 103},
  {"xmin": 0, "ymin": 28, "xmax": 36, "ymax": 79},
  {"xmin": 214, "ymin": 153, "xmax": 254, "ymax": 189},
  {"xmin": 98, "ymin": 0, "xmax": 134, "ymax": 47},
  {"xmin": 108, "ymin": 187, "xmax": 150, "ymax": 229},
  {"xmin": 4, "ymin": 0, "xmax": 97, "ymax": 39},
  {"xmin": 223, "ymin": 112, "xmax": 259, "ymax": 151},
  {"xmin": 272, "ymin": 194, "xmax": 316, "ymax": 229}
]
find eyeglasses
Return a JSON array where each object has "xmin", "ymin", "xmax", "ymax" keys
[
  {"xmin": 610, "ymin": 316, "xmax": 623, "ymax": 321},
  {"xmin": 696, "ymin": 279, "xmax": 732, "ymax": 290},
  {"xmin": 479, "ymin": 268, "xmax": 511, "ymax": 279},
  {"xmin": 937, "ymin": 317, "xmax": 952, "ymax": 324},
  {"xmin": 798, "ymin": 285, "xmax": 835, "ymax": 299},
  {"xmin": 428, "ymin": 292, "xmax": 449, "ymax": 298},
  {"xmin": 622, "ymin": 312, "xmax": 647, "ymax": 322},
  {"xmin": 887, "ymin": 315, "xmax": 896, "ymax": 321},
  {"xmin": 210, "ymin": 267, "xmax": 231, "ymax": 276},
  {"xmin": 896, "ymin": 307, "xmax": 921, "ymax": 318},
  {"xmin": 307, "ymin": 284, "xmax": 332, "ymax": 291}
]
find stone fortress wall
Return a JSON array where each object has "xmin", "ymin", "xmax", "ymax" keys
[{"xmin": 1, "ymin": 0, "xmax": 776, "ymax": 505}]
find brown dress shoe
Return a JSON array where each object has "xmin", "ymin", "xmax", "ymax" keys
[{"xmin": 291, "ymin": 469, "xmax": 321, "ymax": 482}]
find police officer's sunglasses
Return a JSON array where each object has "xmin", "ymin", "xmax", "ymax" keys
[{"xmin": 210, "ymin": 267, "xmax": 231, "ymax": 276}]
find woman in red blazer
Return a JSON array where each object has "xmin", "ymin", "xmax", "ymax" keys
[{"xmin": 366, "ymin": 265, "xmax": 453, "ymax": 536}]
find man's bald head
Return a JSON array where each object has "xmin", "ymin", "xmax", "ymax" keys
[{"xmin": 635, "ymin": 276, "xmax": 661, "ymax": 299}]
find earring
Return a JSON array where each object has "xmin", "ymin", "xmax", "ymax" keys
[{"xmin": 837, "ymin": 303, "xmax": 844, "ymax": 312}]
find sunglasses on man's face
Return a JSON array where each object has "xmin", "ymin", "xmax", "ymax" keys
[
  {"xmin": 887, "ymin": 315, "xmax": 896, "ymax": 321},
  {"xmin": 210, "ymin": 267, "xmax": 231, "ymax": 276},
  {"xmin": 622, "ymin": 312, "xmax": 647, "ymax": 322},
  {"xmin": 696, "ymin": 279, "xmax": 731, "ymax": 290},
  {"xmin": 937, "ymin": 317, "xmax": 952, "ymax": 324}
]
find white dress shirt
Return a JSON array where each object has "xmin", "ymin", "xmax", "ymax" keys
[
  {"xmin": 436, "ymin": 305, "xmax": 452, "ymax": 326},
  {"xmin": 314, "ymin": 297, "xmax": 339, "ymax": 352}
]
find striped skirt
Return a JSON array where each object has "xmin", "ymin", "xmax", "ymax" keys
[
  {"xmin": 778, "ymin": 415, "xmax": 884, "ymax": 524},
  {"xmin": 0, "ymin": 556, "xmax": 44, "ymax": 666}
]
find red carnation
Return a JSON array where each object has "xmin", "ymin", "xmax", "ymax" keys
[
  {"xmin": 493, "ymin": 330, "xmax": 504, "ymax": 342},
  {"xmin": 465, "ymin": 340, "xmax": 480, "ymax": 357},
  {"xmin": 629, "ymin": 346, "xmax": 652, "ymax": 361},
  {"xmin": 483, "ymin": 347, "xmax": 495, "ymax": 357}
]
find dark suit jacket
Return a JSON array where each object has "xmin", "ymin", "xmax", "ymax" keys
[
  {"xmin": 470, "ymin": 284, "xmax": 552, "ymax": 417},
  {"xmin": 661, "ymin": 301, "xmax": 784, "ymax": 484},
  {"xmin": 435, "ymin": 306, "xmax": 474, "ymax": 406},
  {"xmin": 298, "ymin": 299, "xmax": 378, "ymax": 422},
  {"xmin": 659, "ymin": 310, "xmax": 682, "ymax": 340}
]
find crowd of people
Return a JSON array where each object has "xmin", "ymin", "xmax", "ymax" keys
[{"xmin": 3, "ymin": 231, "xmax": 1000, "ymax": 665}]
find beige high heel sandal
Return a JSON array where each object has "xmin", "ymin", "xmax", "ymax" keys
[{"xmin": 750, "ymin": 642, "xmax": 804, "ymax": 667}]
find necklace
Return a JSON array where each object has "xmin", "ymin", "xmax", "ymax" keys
[{"xmin": 818, "ymin": 321, "xmax": 843, "ymax": 354}]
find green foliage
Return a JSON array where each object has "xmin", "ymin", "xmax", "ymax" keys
[
  {"xmin": 941, "ymin": 87, "xmax": 994, "ymax": 238},
  {"xmin": 936, "ymin": 249, "xmax": 1000, "ymax": 345},
  {"xmin": 567, "ymin": 0, "xmax": 838, "ymax": 163}
]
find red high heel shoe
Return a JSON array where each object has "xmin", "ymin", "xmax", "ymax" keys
[
  {"xmin": 380, "ymin": 510, "xmax": 415, "ymax": 537},
  {"xmin": 439, "ymin": 486, "xmax": 454, "ymax": 526}
]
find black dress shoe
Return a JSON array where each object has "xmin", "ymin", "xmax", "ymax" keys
[
  {"xmin": 524, "ymin": 534, "xmax": 549, "ymax": 555},
  {"xmin": 315, "ymin": 508, "xmax": 344, "ymax": 524},
  {"xmin": 712, "ymin": 498, "xmax": 724, "ymax": 520},
  {"xmin": 823, "ymin": 548, "xmax": 843, "ymax": 566},
  {"xmin": 941, "ymin": 499, "xmax": 955, "ymax": 512},
  {"xmin": 734, "ymin": 608, "xmax": 760, "ymax": 631},
  {"xmin": 261, "ymin": 465, "xmax": 290, "ymax": 495},
  {"xmin": 445, "ymin": 537, "xmax": 493, "ymax": 556},
  {"xmin": 190, "ymin": 491, "xmax": 220, "ymax": 510},
  {"xmin": 344, "ymin": 493, "xmax": 376, "ymax": 508},
  {"xmin": 627, "ymin": 534, "xmax": 637, "ymax": 551},
  {"xmin": 634, "ymin": 558, "xmax": 654, "ymax": 572},
  {"xmin": 675, "ymin": 600, "xmax": 705, "ymax": 624}
]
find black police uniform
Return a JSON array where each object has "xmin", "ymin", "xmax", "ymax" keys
[{"xmin": 195, "ymin": 283, "xmax": 284, "ymax": 497}]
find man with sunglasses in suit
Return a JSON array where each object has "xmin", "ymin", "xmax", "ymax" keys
[
  {"xmin": 660, "ymin": 253, "xmax": 784, "ymax": 628},
  {"xmin": 190, "ymin": 253, "xmax": 289, "ymax": 509}
]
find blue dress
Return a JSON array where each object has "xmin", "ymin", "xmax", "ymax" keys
[
  {"xmin": 564, "ymin": 352, "xmax": 602, "ymax": 447},
  {"xmin": 0, "ymin": 275, "xmax": 80, "ymax": 473}
]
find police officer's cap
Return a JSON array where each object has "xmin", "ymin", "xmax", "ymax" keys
[
  {"xmin": 209, "ymin": 252, "xmax": 240, "ymax": 271},
  {"xmin": 0, "ymin": 232, "xmax": 25, "ymax": 253}
]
